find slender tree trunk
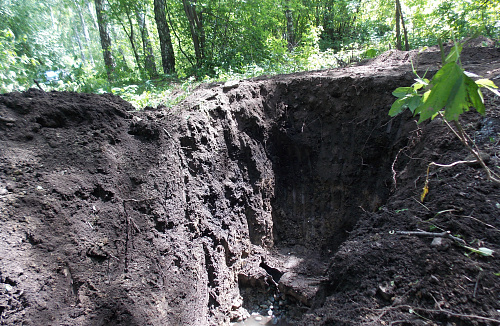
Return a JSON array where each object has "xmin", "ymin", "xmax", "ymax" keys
[
  {"xmin": 110, "ymin": 25, "xmax": 130, "ymax": 71},
  {"xmin": 94, "ymin": 0, "xmax": 115, "ymax": 82},
  {"xmin": 395, "ymin": 0, "xmax": 402, "ymax": 50},
  {"xmin": 285, "ymin": 0, "xmax": 294, "ymax": 51},
  {"xmin": 136, "ymin": 9, "xmax": 158, "ymax": 79},
  {"xmin": 396, "ymin": 0, "xmax": 409, "ymax": 51},
  {"xmin": 49, "ymin": 7, "xmax": 56, "ymax": 30},
  {"xmin": 182, "ymin": 0, "xmax": 205, "ymax": 67},
  {"xmin": 73, "ymin": 24, "xmax": 87, "ymax": 63},
  {"xmin": 122, "ymin": 12, "xmax": 142, "ymax": 72},
  {"xmin": 86, "ymin": 0, "xmax": 99, "ymax": 29},
  {"xmin": 74, "ymin": 0, "xmax": 94, "ymax": 64},
  {"xmin": 154, "ymin": 0, "xmax": 176, "ymax": 74}
]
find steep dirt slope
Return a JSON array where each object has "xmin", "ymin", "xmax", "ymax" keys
[{"xmin": 0, "ymin": 46, "xmax": 499, "ymax": 326}]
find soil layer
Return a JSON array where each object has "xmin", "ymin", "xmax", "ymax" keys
[{"xmin": 1, "ymin": 45, "xmax": 500, "ymax": 325}]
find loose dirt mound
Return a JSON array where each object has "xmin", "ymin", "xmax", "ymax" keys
[{"xmin": 1, "ymin": 46, "xmax": 499, "ymax": 326}]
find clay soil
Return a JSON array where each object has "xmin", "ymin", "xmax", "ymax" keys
[{"xmin": 1, "ymin": 44, "xmax": 500, "ymax": 326}]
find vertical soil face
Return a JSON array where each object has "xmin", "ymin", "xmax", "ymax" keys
[
  {"xmin": 264, "ymin": 76, "xmax": 407, "ymax": 252},
  {"xmin": 1, "ymin": 46, "xmax": 500, "ymax": 326}
]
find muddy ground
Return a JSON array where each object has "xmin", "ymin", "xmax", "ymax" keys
[{"xmin": 1, "ymin": 44, "xmax": 499, "ymax": 326}]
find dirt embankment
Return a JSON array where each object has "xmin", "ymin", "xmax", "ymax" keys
[{"xmin": 1, "ymin": 46, "xmax": 500, "ymax": 326}]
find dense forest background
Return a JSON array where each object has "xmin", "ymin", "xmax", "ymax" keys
[{"xmin": 1, "ymin": 0, "xmax": 499, "ymax": 107}]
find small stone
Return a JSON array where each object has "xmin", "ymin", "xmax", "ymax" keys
[
  {"xmin": 231, "ymin": 296, "xmax": 243, "ymax": 309},
  {"xmin": 254, "ymin": 316, "xmax": 262, "ymax": 321},
  {"xmin": 260, "ymin": 304, "xmax": 268, "ymax": 309},
  {"xmin": 431, "ymin": 237, "xmax": 443, "ymax": 247},
  {"xmin": 4, "ymin": 284, "xmax": 13, "ymax": 292},
  {"xmin": 222, "ymin": 80, "xmax": 239, "ymax": 91},
  {"xmin": 0, "ymin": 188, "xmax": 7, "ymax": 195},
  {"xmin": 267, "ymin": 309, "xmax": 273, "ymax": 316},
  {"xmin": 378, "ymin": 282, "xmax": 395, "ymax": 301}
]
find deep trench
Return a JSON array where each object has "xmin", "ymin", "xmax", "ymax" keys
[
  {"xmin": 256, "ymin": 76, "xmax": 406, "ymax": 253},
  {"xmin": 0, "ymin": 76, "xmax": 414, "ymax": 326},
  {"xmin": 226, "ymin": 75, "xmax": 411, "ymax": 323}
]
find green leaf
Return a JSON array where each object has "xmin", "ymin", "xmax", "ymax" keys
[
  {"xmin": 443, "ymin": 73, "xmax": 473, "ymax": 121},
  {"xmin": 413, "ymin": 78, "xmax": 429, "ymax": 90},
  {"xmin": 463, "ymin": 246, "xmax": 494, "ymax": 257},
  {"xmin": 392, "ymin": 87, "xmax": 413, "ymax": 98},
  {"xmin": 415, "ymin": 62, "xmax": 480, "ymax": 123},
  {"xmin": 445, "ymin": 43, "xmax": 463, "ymax": 64},
  {"xmin": 475, "ymin": 78, "xmax": 498, "ymax": 89},
  {"xmin": 365, "ymin": 49, "xmax": 377, "ymax": 58},
  {"xmin": 470, "ymin": 86, "xmax": 485, "ymax": 115},
  {"xmin": 389, "ymin": 98, "xmax": 407, "ymax": 116},
  {"xmin": 389, "ymin": 94, "xmax": 421, "ymax": 116},
  {"xmin": 407, "ymin": 95, "xmax": 422, "ymax": 113}
]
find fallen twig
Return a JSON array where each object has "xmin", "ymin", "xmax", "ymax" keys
[
  {"xmin": 402, "ymin": 305, "xmax": 499, "ymax": 324},
  {"xmin": 392, "ymin": 230, "xmax": 466, "ymax": 245},
  {"xmin": 473, "ymin": 270, "xmax": 482, "ymax": 298},
  {"xmin": 366, "ymin": 304, "xmax": 500, "ymax": 324},
  {"xmin": 458, "ymin": 214, "xmax": 500, "ymax": 232},
  {"xmin": 33, "ymin": 79, "xmax": 44, "ymax": 92},
  {"xmin": 440, "ymin": 112, "xmax": 500, "ymax": 184},
  {"xmin": 0, "ymin": 116, "xmax": 16, "ymax": 123}
]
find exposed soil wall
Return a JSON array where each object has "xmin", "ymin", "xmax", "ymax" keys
[{"xmin": 1, "ymin": 45, "xmax": 499, "ymax": 325}]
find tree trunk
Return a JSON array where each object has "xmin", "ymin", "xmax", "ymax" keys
[
  {"xmin": 395, "ymin": 0, "xmax": 402, "ymax": 50},
  {"xmin": 74, "ymin": 0, "xmax": 94, "ymax": 65},
  {"xmin": 49, "ymin": 7, "xmax": 56, "ymax": 30},
  {"xmin": 182, "ymin": 0, "xmax": 205, "ymax": 67},
  {"xmin": 396, "ymin": 0, "xmax": 410, "ymax": 51},
  {"xmin": 73, "ymin": 24, "xmax": 87, "ymax": 63},
  {"xmin": 154, "ymin": 0, "xmax": 176, "ymax": 74},
  {"xmin": 136, "ymin": 9, "xmax": 158, "ymax": 79},
  {"xmin": 123, "ymin": 12, "xmax": 142, "ymax": 73},
  {"xmin": 86, "ymin": 0, "xmax": 99, "ymax": 29},
  {"xmin": 94, "ymin": 0, "xmax": 115, "ymax": 82},
  {"xmin": 285, "ymin": 0, "xmax": 294, "ymax": 51}
]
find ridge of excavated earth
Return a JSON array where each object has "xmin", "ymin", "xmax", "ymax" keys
[{"xmin": 1, "ymin": 45, "xmax": 500, "ymax": 326}]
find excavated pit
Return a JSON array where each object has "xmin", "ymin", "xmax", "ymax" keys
[
  {"xmin": 3, "ymin": 46, "xmax": 499, "ymax": 326},
  {"xmin": 175, "ymin": 73, "xmax": 418, "ymax": 324},
  {"xmin": 0, "ymin": 72, "xmax": 416, "ymax": 326}
]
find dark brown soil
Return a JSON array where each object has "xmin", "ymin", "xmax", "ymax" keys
[{"xmin": 1, "ymin": 45, "xmax": 499, "ymax": 326}]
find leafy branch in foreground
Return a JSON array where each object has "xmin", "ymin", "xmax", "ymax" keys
[{"xmin": 389, "ymin": 41, "xmax": 500, "ymax": 200}]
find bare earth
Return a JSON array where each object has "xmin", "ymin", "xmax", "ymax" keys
[{"xmin": 1, "ymin": 44, "xmax": 499, "ymax": 325}]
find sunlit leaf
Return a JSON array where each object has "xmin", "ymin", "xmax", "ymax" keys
[
  {"xmin": 392, "ymin": 87, "xmax": 413, "ymax": 98},
  {"xmin": 475, "ymin": 79, "xmax": 498, "ymax": 89},
  {"xmin": 389, "ymin": 98, "xmax": 406, "ymax": 116},
  {"xmin": 464, "ymin": 71, "xmax": 480, "ymax": 78},
  {"xmin": 415, "ymin": 62, "xmax": 481, "ymax": 122}
]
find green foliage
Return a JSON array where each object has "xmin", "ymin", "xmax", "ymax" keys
[
  {"xmin": 0, "ymin": 29, "xmax": 38, "ymax": 92},
  {"xmin": 1, "ymin": 0, "xmax": 499, "ymax": 105},
  {"xmin": 389, "ymin": 44, "xmax": 498, "ymax": 123}
]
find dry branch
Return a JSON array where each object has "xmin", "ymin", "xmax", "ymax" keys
[{"xmin": 393, "ymin": 230, "xmax": 466, "ymax": 245}]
